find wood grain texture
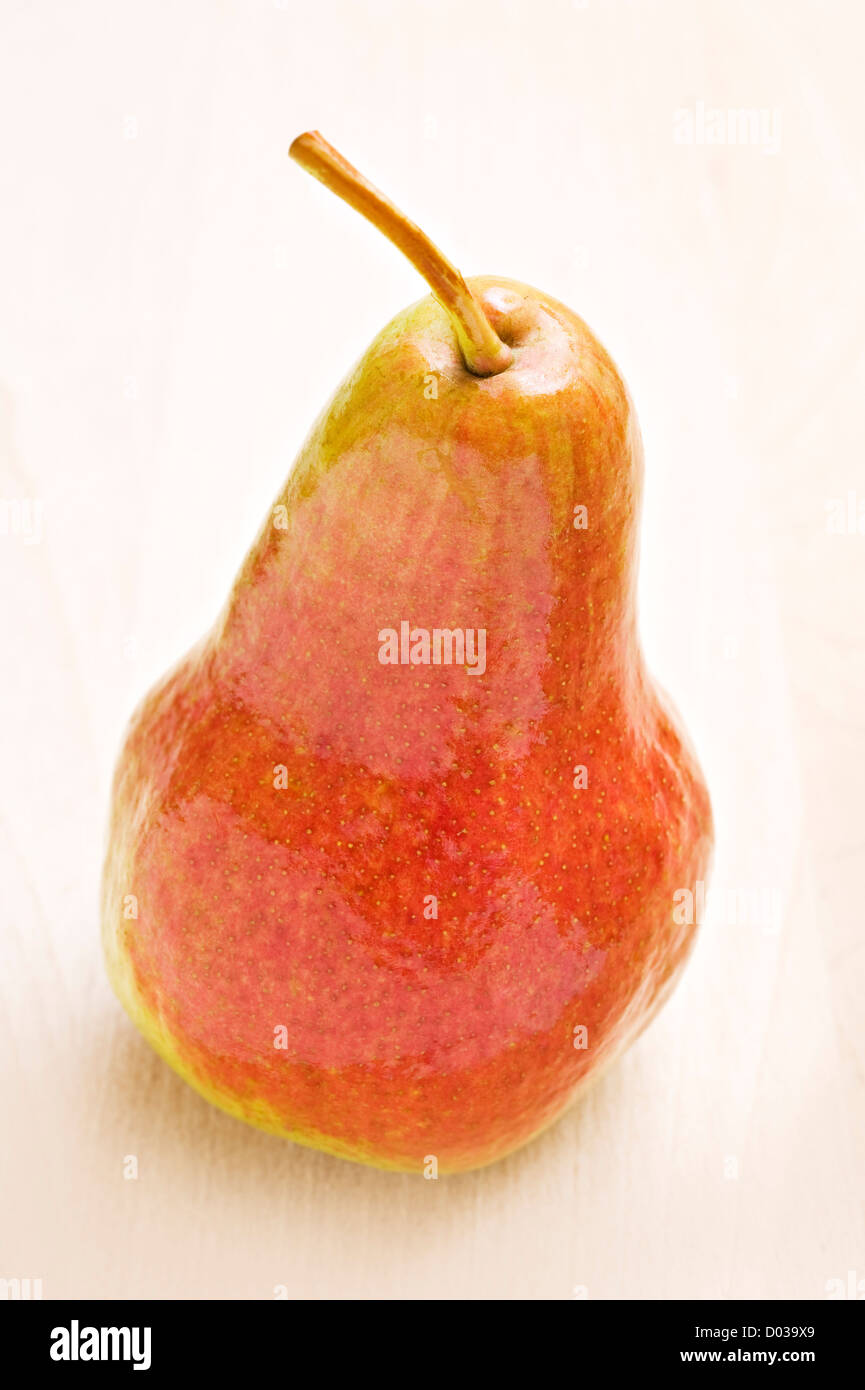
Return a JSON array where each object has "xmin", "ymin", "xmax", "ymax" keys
[{"xmin": 0, "ymin": 0, "xmax": 862, "ymax": 1300}]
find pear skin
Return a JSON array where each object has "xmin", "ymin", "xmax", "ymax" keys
[{"xmin": 102, "ymin": 141, "xmax": 712, "ymax": 1173}]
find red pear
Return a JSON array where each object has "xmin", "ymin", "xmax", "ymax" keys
[{"xmin": 102, "ymin": 133, "xmax": 713, "ymax": 1172}]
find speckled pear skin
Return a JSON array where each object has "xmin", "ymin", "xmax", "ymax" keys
[{"xmin": 102, "ymin": 277, "xmax": 713, "ymax": 1172}]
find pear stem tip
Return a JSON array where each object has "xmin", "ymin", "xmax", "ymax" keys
[{"xmin": 288, "ymin": 130, "xmax": 512, "ymax": 377}]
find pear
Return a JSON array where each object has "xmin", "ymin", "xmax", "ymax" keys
[{"xmin": 103, "ymin": 133, "xmax": 713, "ymax": 1172}]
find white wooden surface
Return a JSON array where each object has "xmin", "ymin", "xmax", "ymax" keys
[{"xmin": 1, "ymin": 0, "xmax": 863, "ymax": 1300}]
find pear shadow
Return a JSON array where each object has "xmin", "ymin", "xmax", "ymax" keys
[
  {"xmin": 78, "ymin": 992, "xmax": 629, "ymax": 1294},
  {"xmin": 90, "ymin": 1007, "xmax": 597, "ymax": 1187}
]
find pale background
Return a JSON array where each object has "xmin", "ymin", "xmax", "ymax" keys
[{"xmin": 1, "ymin": 0, "xmax": 863, "ymax": 1300}]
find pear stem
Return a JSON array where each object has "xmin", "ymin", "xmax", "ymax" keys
[{"xmin": 289, "ymin": 131, "xmax": 513, "ymax": 378}]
